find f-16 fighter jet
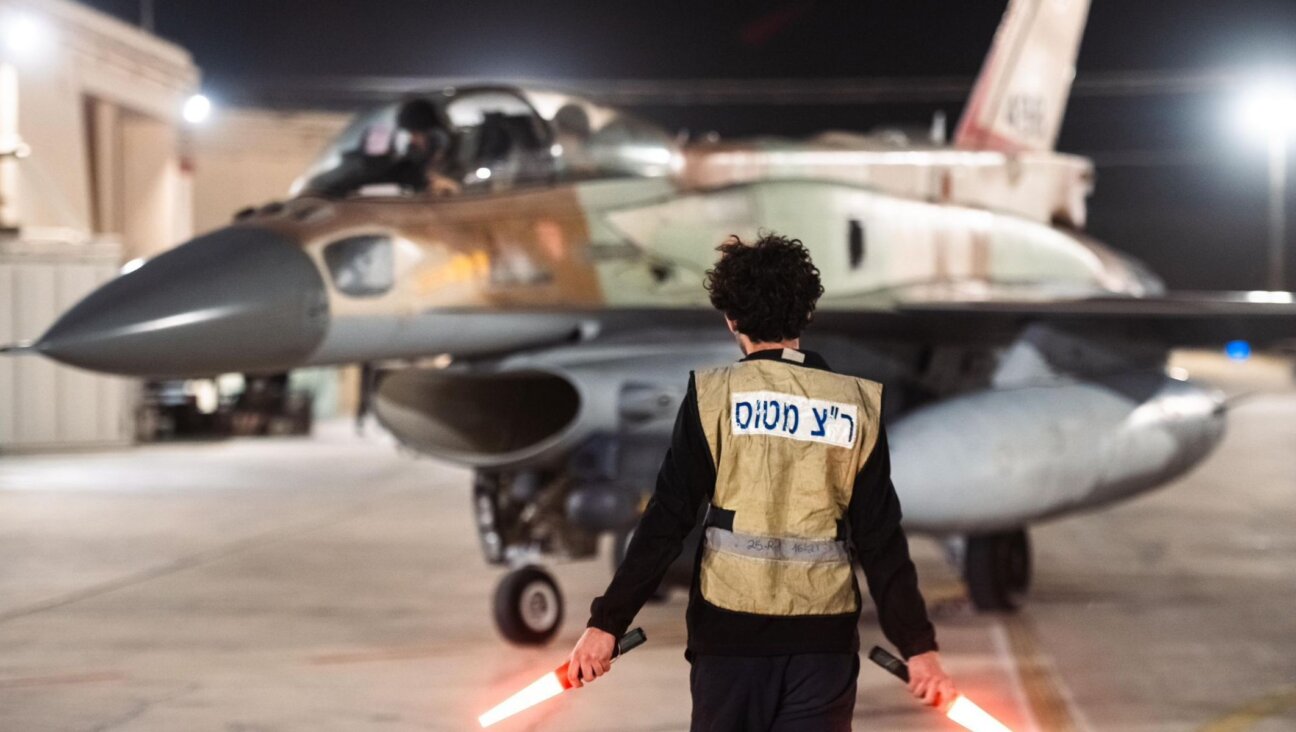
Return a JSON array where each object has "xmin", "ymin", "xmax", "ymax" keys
[{"xmin": 11, "ymin": 0, "xmax": 1295, "ymax": 644}]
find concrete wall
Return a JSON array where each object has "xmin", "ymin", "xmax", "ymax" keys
[
  {"xmin": 6, "ymin": 0, "xmax": 198, "ymax": 257},
  {"xmin": 0, "ymin": 1, "xmax": 360, "ymax": 445},
  {"xmin": 190, "ymin": 107, "xmax": 348, "ymax": 234},
  {"xmin": 0, "ymin": 0, "xmax": 196, "ymax": 450},
  {"xmin": 0, "ymin": 235, "xmax": 132, "ymax": 450}
]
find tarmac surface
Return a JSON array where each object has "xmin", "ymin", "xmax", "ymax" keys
[{"xmin": 1, "ymin": 355, "xmax": 1294, "ymax": 731}]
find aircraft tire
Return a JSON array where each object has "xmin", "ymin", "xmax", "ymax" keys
[
  {"xmin": 964, "ymin": 529, "xmax": 1030, "ymax": 611},
  {"xmin": 494, "ymin": 565, "xmax": 563, "ymax": 646}
]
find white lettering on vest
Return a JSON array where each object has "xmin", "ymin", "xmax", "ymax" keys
[{"xmin": 730, "ymin": 390, "xmax": 857, "ymax": 448}]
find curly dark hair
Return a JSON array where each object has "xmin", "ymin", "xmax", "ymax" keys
[{"xmin": 703, "ymin": 233, "xmax": 824, "ymax": 343}]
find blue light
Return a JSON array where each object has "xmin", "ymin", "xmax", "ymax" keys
[{"xmin": 1225, "ymin": 340, "xmax": 1252, "ymax": 361}]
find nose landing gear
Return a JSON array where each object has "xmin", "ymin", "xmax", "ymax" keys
[{"xmin": 476, "ymin": 468, "xmax": 592, "ymax": 646}]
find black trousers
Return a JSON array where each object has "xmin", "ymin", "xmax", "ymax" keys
[{"xmin": 689, "ymin": 653, "xmax": 859, "ymax": 732}]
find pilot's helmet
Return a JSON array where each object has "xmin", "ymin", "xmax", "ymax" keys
[
  {"xmin": 396, "ymin": 98, "xmax": 452, "ymax": 157},
  {"xmin": 396, "ymin": 98, "xmax": 443, "ymax": 132}
]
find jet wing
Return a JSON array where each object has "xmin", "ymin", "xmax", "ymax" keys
[
  {"xmin": 588, "ymin": 292, "xmax": 1296, "ymax": 350},
  {"xmin": 890, "ymin": 292, "xmax": 1296, "ymax": 348}
]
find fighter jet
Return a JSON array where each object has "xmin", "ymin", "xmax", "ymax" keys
[{"xmin": 9, "ymin": 0, "xmax": 1296, "ymax": 644}]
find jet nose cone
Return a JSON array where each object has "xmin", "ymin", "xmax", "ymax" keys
[{"xmin": 37, "ymin": 227, "xmax": 329, "ymax": 377}]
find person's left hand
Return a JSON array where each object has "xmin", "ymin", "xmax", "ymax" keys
[
  {"xmin": 566, "ymin": 627, "xmax": 616, "ymax": 688},
  {"xmin": 906, "ymin": 651, "xmax": 956, "ymax": 708}
]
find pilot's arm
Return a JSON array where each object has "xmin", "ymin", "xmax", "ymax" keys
[
  {"xmin": 568, "ymin": 374, "xmax": 715, "ymax": 686},
  {"xmin": 428, "ymin": 172, "xmax": 462, "ymax": 197},
  {"xmin": 849, "ymin": 422, "xmax": 956, "ymax": 707}
]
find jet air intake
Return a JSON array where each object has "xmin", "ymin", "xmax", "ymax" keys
[{"xmin": 374, "ymin": 368, "xmax": 582, "ymax": 468}]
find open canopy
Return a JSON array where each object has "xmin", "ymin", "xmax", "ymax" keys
[{"xmin": 293, "ymin": 85, "xmax": 678, "ymax": 198}]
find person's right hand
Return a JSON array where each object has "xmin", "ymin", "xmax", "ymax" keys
[
  {"xmin": 907, "ymin": 651, "xmax": 957, "ymax": 708},
  {"xmin": 566, "ymin": 627, "xmax": 616, "ymax": 688}
]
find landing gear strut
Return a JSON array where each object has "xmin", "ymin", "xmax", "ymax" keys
[
  {"xmin": 493, "ymin": 565, "xmax": 564, "ymax": 645},
  {"xmin": 963, "ymin": 528, "xmax": 1031, "ymax": 611}
]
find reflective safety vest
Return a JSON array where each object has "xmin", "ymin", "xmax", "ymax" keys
[{"xmin": 693, "ymin": 349, "xmax": 883, "ymax": 616}]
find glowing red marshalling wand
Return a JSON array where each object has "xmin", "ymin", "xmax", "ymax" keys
[
  {"xmin": 478, "ymin": 628, "xmax": 648, "ymax": 728},
  {"xmin": 868, "ymin": 646, "xmax": 1014, "ymax": 732}
]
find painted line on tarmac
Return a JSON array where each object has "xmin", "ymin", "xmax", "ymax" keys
[
  {"xmin": 1199, "ymin": 687, "xmax": 1296, "ymax": 732},
  {"xmin": 0, "ymin": 670, "xmax": 126, "ymax": 689},
  {"xmin": 989, "ymin": 621, "xmax": 1042, "ymax": 732},
  {"xmin": 999, "ymin": 614, "xmax": 1092, "ymax": 732}
]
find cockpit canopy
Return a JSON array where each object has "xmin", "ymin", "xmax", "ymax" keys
[{"xmin": 293, "ymin": 86, "xmax": 677, "ymax": 198}]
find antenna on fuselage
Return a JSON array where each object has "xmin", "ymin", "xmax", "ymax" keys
[{"xmin": 930, "ymin": 110, "xmax": 947, "ymax": 145}]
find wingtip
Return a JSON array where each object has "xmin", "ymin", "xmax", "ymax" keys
[
  {"xmin": 0, "ymin": 340, "xmax": 35, "ymax": 355},
  {"xmin": 1219, "ymin": 390, "xmax": 1261, "ymax": 412}
]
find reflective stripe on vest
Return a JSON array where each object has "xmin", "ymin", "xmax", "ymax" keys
[
  {"xmin": 704, "ymin": 527, "xmax": 850, "ymax": 563},
  {"xmin": 693, "ymin": 356, "xmax": 883, "ymax": 617}
]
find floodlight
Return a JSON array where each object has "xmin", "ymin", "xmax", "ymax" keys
[
  {"xmin": 183, "ymin": 94, "xmax": 212, "ymax": 125},
  {"xmin": 1236, "ymin": 79, "xmax": 1296, "ymax": 140},
  {"xmin": 1234, "ymin": 73, "xmax": 1296, "ymax": 291},
  {"xmin": 1, "ymin": 14, "xmax": 51, "ymax": 62}
]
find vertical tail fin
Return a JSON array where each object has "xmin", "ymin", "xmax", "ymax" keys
[{"xmin": 954, "ymin": 0, "xmax": 1092, "ymax": 153}]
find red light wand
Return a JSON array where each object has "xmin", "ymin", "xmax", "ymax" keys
[
  {"xmin": 478, "ymin": 628, "xmax": 648, "ymax": 728},
  {"xmin": 868, "ymin": 646, "xmax": 1014, "ymax": 732}
]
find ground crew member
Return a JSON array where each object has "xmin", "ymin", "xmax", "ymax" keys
[{"xmin": 566, "ymin": 233, "xmax": 955, "ymax": 730}]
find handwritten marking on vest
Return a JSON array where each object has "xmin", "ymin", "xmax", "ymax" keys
[
  {"xmin": 707, "ymin": 527, "xmax": 850, "ymax": 563},
  {"xmin": 731, "ymin": 390, "xmax": 858, "ymax": 448}
]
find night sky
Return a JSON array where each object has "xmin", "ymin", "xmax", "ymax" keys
[{"xmin": 80, "ymin": 0, "xmax": 1296, "ymax": 291}]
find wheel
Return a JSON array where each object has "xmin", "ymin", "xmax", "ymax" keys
[
  {"xmin": 1005, "ymin": 530, "xmax": 1031, "ymax": 594},
  {"xmin": 494, "ymin": 566, "xmax": 563, "ymax": 645},
  {"xmin": 963, "ymin": 529, "xmax": 1031, "ymax": 611}
]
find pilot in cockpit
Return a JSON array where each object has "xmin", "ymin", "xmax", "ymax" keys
[
  {"xmin": 303, "ymin": 98, "xmax": 461, "ymax": 198},
  {"xmin": 391, "ymin": 99, "xmax": 461, "ymax": 197}
]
